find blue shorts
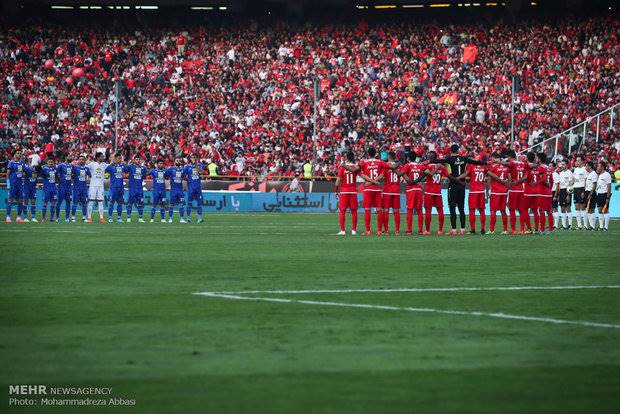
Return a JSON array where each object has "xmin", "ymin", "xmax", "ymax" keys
[
  {"xmin": 109, "ymin": 187, "xmax": 124, "ymax": 203},
  {"xmin": 44, "ymin": 190, "xmax": 57, "ymax": 203},
  {"xmin": 152, "ymin": 191, "xmax": 166, "ymax": 205},
  {"xmin": 57, "ymin": 186, "xmax": 72, "ymax": 202},
  {"xmin": 187, "ymin": 188, "xmax": 203, "ymax": 202},
  {"xmin": 23, "ymin": 184, "xmax": 37, "ymax": 200},
  {"xmin": 128, "ymin": 191, "xmax": 144, "ymax": 205},
  {"xmin": 169, "ymin": 190, "xmax": 184, "ymax": 205},
  {"xmin": 8, "ymin": 183, "xmax": 23, "ymax": 199},
  {"xmin": 73, "ymin": 187, "xmax": 88, "ymax": 204}
]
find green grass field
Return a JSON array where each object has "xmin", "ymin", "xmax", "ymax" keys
[{"xmin": 1, "ymin": 212, "xmax": 618, "ymax": 413}]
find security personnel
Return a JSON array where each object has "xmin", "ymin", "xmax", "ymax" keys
[
  {"xmin": 303, "ymin": 160, "xmax": 313, "ymax": 179},
  {"xmin": 436, "ymin": 144, "xmax": 486, "ymax": 234},
  {"xmin": 207, "ymin": 160, "xmax": 218, "ymax": 177}
]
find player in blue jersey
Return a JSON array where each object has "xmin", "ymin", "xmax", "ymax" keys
[
  {"xmin": 71, "ymin": 155, "xmax": 91, "ymax": 222},
  {"xmin": 165, "ymin": 158, "xmax": 186, "ymax": 223},
  {"xmin": 183, "ymin": 154, "xmax": 204, "ymax": 223},
  {"xmin": 40, "ymin": 158, "xmax": 58, "ymax": 221},
  {"xmin": 124, "ymin": 155, "xmax": 147, "ymax": 223},
  {"xmin": 105, "ymin": 153, "xmax": 126, "ymax": 223},
  {"xmin": 55, "ymin": 156, "xmax": 73, "ymax": 222},
  {"xmin": 6, "ymin": 151, "xmax": 26, "ymax": 222},
  {"xmin": 149, "ymin": 159, "xmax": 167, "ymax": 222},
  {"xmin": 22, "ymin": 158, "xmax": 38, "ymax": 222}
]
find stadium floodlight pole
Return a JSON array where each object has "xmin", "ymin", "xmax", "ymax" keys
[
  {"xmin": 114, "ymin": 79, "xmax": 120, "ymax": 152},
  {"xmin": 510, "ymin": 75, "xmax": 515, "ymax": 143}
]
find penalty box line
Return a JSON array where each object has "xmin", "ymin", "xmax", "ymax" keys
[{"xmin": 193, "ymin": 285, "xmax": 620, "ymax": 330}]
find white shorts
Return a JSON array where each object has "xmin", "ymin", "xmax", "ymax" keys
[{"xmin": 88, "ymin": 185, "xmax": 105, "ymax": 201}]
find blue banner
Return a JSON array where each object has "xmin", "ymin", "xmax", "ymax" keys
[{"xmin": 1, "ymin": 189, "xmax": 619, "ymax": 217}]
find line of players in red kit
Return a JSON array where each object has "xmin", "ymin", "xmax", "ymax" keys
[{"xmin": 334, "ymin": 147, "xmax": 556, "ymax": 236}]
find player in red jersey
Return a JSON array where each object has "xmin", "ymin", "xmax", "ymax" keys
[
  {"xmin": 344, "ymin": 147, "xmax": 384, "ymax": 235},
  {"xmin": 381, "ymin": 151, "xmax": 402, "ymax": 235},
  {"xmin": 457, "ymin": 162, "xmax": 488, "ymax": 234},
  {"xmin": 536, "ymin": 152, "xmax": 554, "ymax": 234},
  {"xmin": 335, "ymin": 151, "xmax": 359, "ymax": 235},
  {"xmin": 505, "ymin": 149, "xmax": 530, "ymax": 234},
  {"xmin": 421, "ymin": 151, "xmax": 451, "ymax": 235},
  {"xmin": 399, "ymin": 151, "xmax": 426, "ymax": 235},
  {"xmin": 521, "ymin": 152, "xmax": 540, "ymax": 233},
  {"xmin": 487, "ymin": 153, "xmax": 511, "ymax": 234}
]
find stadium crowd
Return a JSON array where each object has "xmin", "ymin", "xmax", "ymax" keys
[{"xmin": 1, "ymin": 16, "xmax": 619, "ymax": 177}]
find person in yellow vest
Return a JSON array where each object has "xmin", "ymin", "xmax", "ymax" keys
[
  {"xmin": 302, "ymin": 160, "xmax": 313, "ymax": 179},
  {"xmin": 614, "ymin": 168, "xmax": 620, "ymax": 190},
  {"xmin": 207, "ymin": 159, "xmax": 218, "ymax": 177}
]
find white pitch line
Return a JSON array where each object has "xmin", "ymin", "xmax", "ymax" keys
[
  {"xmin": 194, "ymin": 292, "xmax": 620, "ymax": 329},
  {"xmin": 203, "ymin": 285, "xmax": 620, "ymax": 295}
]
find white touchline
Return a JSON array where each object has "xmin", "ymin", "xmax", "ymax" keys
[
  {"xmin": 194, "ymin": 291, "xmax": 620, "ymax": 329},
  {"xmin": 202, "ymin": 285, "xmax": 620, "ymax": 295}
]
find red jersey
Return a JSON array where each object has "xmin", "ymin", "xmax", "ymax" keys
[
  {"xmin": 466, "ymin": 164, "xmax": 487, "ymax": 193},
  {"xmin": 401, "ymin": 162, "xmax": 425, "ymax": 190},
  {"xmin": 536, "ymin": 164, "xmax": 554, "ymax": 195},
  {"xmin": 359, "ymin": 159, "xmax": 385, "ymax": 191},
  {"xmin": 337, "ymin": 164, "xmax": 358, "ymax": 194},
  {"xmin": 509, "ymin": 160, "xmax": 530, "ymax": 191},
  {"xmin": 424, "ymin": 164, "xmax": 449, "ymax": 195},
  {"xmin": 489, "ymin": 164, "xmax": 511, "ymax": 194},
  {"xmin": 383, "ymin": 166, "xmax": 401, "ymax": 194},
  {"xmin": 524, "ymin": 168, "xmax": 539, "ymax": 195}
]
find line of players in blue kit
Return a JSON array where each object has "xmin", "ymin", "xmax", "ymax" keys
[{"xmin": 5, "ymin": 150, "xmax": 206, "ymax": 223}]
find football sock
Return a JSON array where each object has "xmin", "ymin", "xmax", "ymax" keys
[
  {"xmin": 137, "ymin": 206, "xmax": 143, "ymax": 219},
  {"xmin": 547, "ymin": 211, "xmax": 554, "ymax": 231},
  {"xmin": 116, "ymin": 204, "xmax": 123, "ymax": 219},
  {"xmin": 490, "ymin": 212, "xmax": 497, "ymax": 232},
  {"xmin": 568, "ymin": 212, "xmax": 573, "ymax": 227},
  {"xmin": 30, "ymin": 204, "xmax": 36, "ymax": 219},
  {"xmin": 394, "ymin": 211, "xmax": 400, "ymax": 233},
  {"xmin": 50, "ymin": 205, "xmax": 56, "ymax": 220},
  {"xmin": 17, "ymin": 203, "xmax": 23, "ymax": 218},
  {"xmin": 42, "ymin": 204, "xmax": 46, "ymax": 220},
  {"xmin": 179, "ymin": 205, "xmax": 185, "ymax": 220},
  {"xmin": 469, "ymin": 211, "xmax": 476, "ymax": 231},
  {"xmin": 160, "ymin": 208, "xmax": 165, "ymax": 219},
  {"xmin": 168, "ymin": 207, "xmax": 173, "ymax": 219},
  {"xmin": 604, "ymin": 214, "xmax": 610, "ymax": 229},
  {"xmin": 509, "ymin": 209, "xmax": 517, "ymax": 231},
  {"xmin": 581, "ymin": 210, "xmax": 587, "ymax": 227},
  {"xmin": 66, "ymin": 202, "xmax": 71, "ymax": 219},
  {"xmin": 6, "ymin": 201, "xmax": 13, "ymax": 218},
  {"xmin": 553, "ymin": 211, "xmax": 558, "ymax": 227},
  {"xmin": 479, "ymin": 210, "xmax": 486, "ymax": 231},
  {"xmin": 575, "ymin": 212, "xmax": 582, "ymax": 228},
  {"xmin": 382, "ymin": 211, "xmax": 389, "ymax": 233},
  {"xmin": 72, "ymin": 204, "xmax": 78, "ymax": 217},
  {"xmin": 532, "ymin": 209, "xmax": 539, "ymax": 232},
  {"xmin": 501, "ymin": 210, "xmax": 508, "ymax": 231},
  {"xmin": 377, "ymin": 210, "xmax": 383, "ymax": 233},
  {"xmin": 127, "ymin": 204, "xmax": 132, "ymax": 218},
  {"xmin": 588, "ymin": 213, "xmax": 595, "ymax": 228},
  {"xmin": 97, "ymin": 201, "xmax": 104, "ymax": 218},
  {"xmin": 339, "ymin": 210, "xmax": 346, "ymax": 231},
  {"xmin": 87, "ymin": 201, "xmax": 93, "ymax": 218},
  {"xmin": 406, "ymin": 209, "xmax": 413, "ymax": 232},
  {"xmin": 186, "ymin": 204, "xmax": 192, "ymax": 218},
  {"xmin": 597, "ymin": 212, "xmax": 603, "ymax": 229},
  {"xmin": 561, "ymin": 212, "xmax": 567, "ymax": 227},
  {"xmin": 351, "ymin": 210, "xmax": 357, "ymax": 231},
  {"xmin": 364, "ymin": 209, "xmax": 371, "ymax": 232},
  {"xmin": 417, "ymin": 210, "xmax": 424, "ymax": 233},
  {"xmin": 108, "ymin": 203, "xmax": 114, "ymax": 218},
  {"xmin": 539, "ymin": 210, "xmax": 546, "ymax": 230},
  {"xmin": 425, "ymin": 210, "xmax": 432, "ymax": 232},
  {"xmin": 437, "ymin": 208, "xmax": 445, "ymax": 232},
  {"xmin": 150, "ymin": 208, "xmax": 156, "ymax": 220},
  {"xmin": 81, "ymin": 203, "xmax": 87, "ymax": 218},
  {"xmin": 197, "ymin": 204, "xmax": 203, "ymax": 218}
]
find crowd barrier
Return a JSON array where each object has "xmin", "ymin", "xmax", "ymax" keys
[{"xmin": 2, "ymin": 189, "xmax": 619, "ymax": 218}]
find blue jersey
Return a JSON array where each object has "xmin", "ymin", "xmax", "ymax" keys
[
  {"xmin": 105, "ymin": 163, "xmax": 126, "ymax": 189},
  {"xmin": 41, "ymin": 166, "xmax": 58, "ymax": 192},
  {"xmin": 57, "ymin": 163, "xmax": 73, "ymax": 189},
  {"xmin": 183, "ymin": 163, "xmax": 203, "ymax": 191},
  {"xmin": 166, "ymin": 166, "xmax": 184, "ymax": 192},
  {"xmin": 24, "ymin": 165, "xmax": 37, "ymax": 187},
  {"xmin": 125, "ymin": 164, "xmax": 146, "ymax": 193},
  {"xmin": 72, "ymin": 165, "xmax": 91, "ymax": 190},
  {"xmin": 7, "ymin": 160, "xmax": 25, "ymax": 185},
  {"xmin": 150, "ymin": 169, "xmax": 167, "ymax": 194}
]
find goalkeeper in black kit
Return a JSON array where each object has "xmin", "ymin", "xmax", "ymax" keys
[{"xmin": 436, "ymin": 144, "xmax": 487, "ymax": 235}]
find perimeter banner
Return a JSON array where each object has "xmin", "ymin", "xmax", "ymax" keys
[{"xmin": 1, "ymin": 189, "xmax": 618, "ymax": 217}]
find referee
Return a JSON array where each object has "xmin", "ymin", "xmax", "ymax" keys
[{"xmin": 436, "ymin": 144, "xmax": 486, "ymax": 234}]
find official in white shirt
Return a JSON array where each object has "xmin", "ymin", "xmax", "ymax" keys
[
  {"xmin": 595, "ymin": 162, "xmax": 612, "ymax": 231},
  {"xmin": 583, "ymin": 161, "xmax": 598, "ymax": 229},
  {"xmin": 556, "ymin": 162, "xmax": 575, "ymax": 229},
  {"xmin": 571, "ymin": 155, "xmax": 587, "ymax": 229}
]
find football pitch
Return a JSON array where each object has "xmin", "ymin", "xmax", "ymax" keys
[{"xmin": 1, "ymin": 213, "xmax": 619, "ymax": 413}]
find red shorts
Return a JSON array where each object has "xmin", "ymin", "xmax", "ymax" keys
[
  {"xmin": 468, "ymin": 192, "xmax": 486, "ymax": 210},
  {"xmin": 382, "ymin": 193, "xmax": 401, "ymax": 210},
  {"xmin": 406, "ymin": 189, "xmax": 423, "ymax": 210},
  {"xmin": 339, "ymin": 193, "xmax": 358, "ymax": 211},
  {"xmin": 508, "ymin": 191, "xmax": 523, "ymax": 210},
  {"xmin": 490, "ymin": 193, "xmax": 507, "ymax": 211},
  {"xmin": 520, "ymin": 194, "xmax": 537, "ymax": 210},
  {"xmin": 363, "ymin": 190, "xmax": 383, "ymax": 209},
  {"xmin": 423, "ymin": 193, "xmax": 443, "ymax": 209},
  {"xmin": 537, "ymin": 195, "xmax": 553, "ymax": 211}
]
